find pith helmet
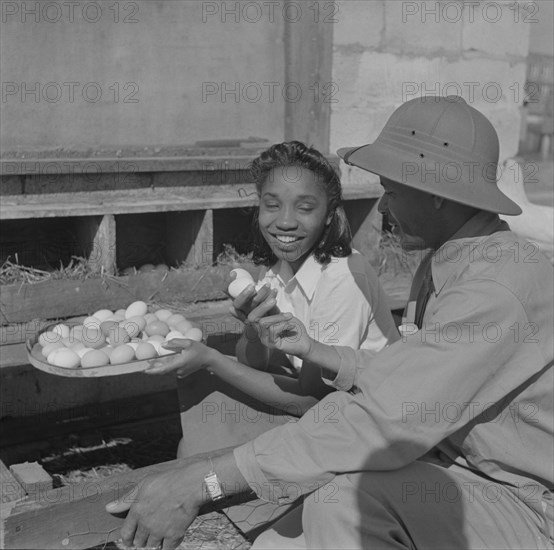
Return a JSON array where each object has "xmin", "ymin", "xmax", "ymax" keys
[{"xmin": 337, "ymin": 96, "xmax": 521, "ymax": 215}]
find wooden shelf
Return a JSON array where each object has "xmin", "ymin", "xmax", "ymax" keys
[{"xmin": 0, "ymin": 181, "xmax": 381, "ymax": 220}]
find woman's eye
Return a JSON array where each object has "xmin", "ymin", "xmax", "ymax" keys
[
  {"xmin": 297, "ymin": 205, "xmax": 314, "ymax": 212},
  {"xmin": 263, "ymin": 202, "xmax": 279, "ymax": 210}
]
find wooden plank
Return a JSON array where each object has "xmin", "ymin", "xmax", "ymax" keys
[
  {"xmin": 3, "ymin": 449, "xmax": 245, "ymax": 550},
  {"xmin": 9, "ymin": 463, "xmax": 53, "ymax": 494},
  {"xmin": 1, "ymin": 461, "xmax": 25, "ymax": 504},
  {"xmin": 284, "ymin": 1, "xmax": 334, "ymax": 152},
  {"xmin": 0, "ymin": 181, "xmax": 381, "ymax": 220},
  {"xmin": 0, "ymin": 266, "xmax": 258, "ymax": 324}
]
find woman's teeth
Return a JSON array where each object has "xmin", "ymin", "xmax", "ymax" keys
[{"xmin": 276, "ymin": 235, "xmax": 300, "ymax": 243}]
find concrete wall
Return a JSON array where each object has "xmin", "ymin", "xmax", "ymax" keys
[
  {"xmin": 0, "ymin": 0, "xmax": 285, "ymax": 150},
  {"xmin": 331, "ymin": 0, "xmax": 534, "ymax": 178}
]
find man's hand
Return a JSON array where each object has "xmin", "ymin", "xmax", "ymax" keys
[
  {"xmin": 257, "ymin": 313, "xmax": 314, "ymax": 359},
  {"xmin": 145, "ymin": 339, "xmax": 213, "ymax": 377},
  {"xmin": 106, "ymin": 462, "xmax": 206, "ymax": 549}
]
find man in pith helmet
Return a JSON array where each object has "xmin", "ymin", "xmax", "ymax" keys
[{"xmin": 108, "ymin": 96, "xmax": 553, "ymax": 550}]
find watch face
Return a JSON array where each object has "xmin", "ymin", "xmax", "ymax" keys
[{"xmin": 204, "ymin": 472, "xmax": 225, "ymax": 501}]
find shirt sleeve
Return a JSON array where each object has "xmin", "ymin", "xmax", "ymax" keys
[{"xmin": 234, "ymin": 280, "xmax": 547, "ymax": 503}]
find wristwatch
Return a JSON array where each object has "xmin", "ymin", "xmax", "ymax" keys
[{"xmin": 204, "ymin": 469, "xmax": 225, "ymax": 502}]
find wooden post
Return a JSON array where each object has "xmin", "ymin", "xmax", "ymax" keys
[
  {"xmin": 166, "ymin": 209, "xmax": 214, "ymax": 268},
  {"xmin": 77, "ymin": 214, "xmax": 116, "ymax": 275},
  {"xmin": 284, "ymin": 0, "xmax": 334, "ymax": 152}
]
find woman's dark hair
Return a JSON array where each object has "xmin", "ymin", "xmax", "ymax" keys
[{"xmin": 249, "ymin": 140, "xmax": 352, "ymax": 266}]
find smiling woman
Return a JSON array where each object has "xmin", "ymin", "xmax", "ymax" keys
[{"xmin": 145, "ymin": 141, "xmax": 399, "ymax": 458}]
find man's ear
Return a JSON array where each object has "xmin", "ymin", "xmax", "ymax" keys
[{"xmin": 432, "ymin": 195, "xmax": 445, "ymax": 209}]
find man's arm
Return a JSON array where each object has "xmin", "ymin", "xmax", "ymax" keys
[{"xmin": 106, "ymin": 450, "xmax": 250, "ymax": 549}]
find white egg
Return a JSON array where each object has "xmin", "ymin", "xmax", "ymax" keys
[
  {"xmin": 51, "ymin": 324, "xmax": 70, "ymax": 339},
  {"xmin": 166, "ymin": 314, "xmax": 187, "ymax": 327},
  {"xmin": 93, "ymin": 309, "xmax": 114, "ymax": 321},
  {"xmin": 125, "ymin": 301, "xmax": 148, "ymax": 319},
  {"xmin": 70, "ymin": 341, "xmax": 86, "ymax": 353},
  {"xmin": 184, "ymin": 327, "xmax": 203, "ymax": 342},
  {"xmin": 127, "ymin": 342, "xmax": 140, "ymax": 351},
  {"xmin": 76, "ymin": 347, "xmax": 95, "ymax": 358},
  {"xmin": 120, "ymin": 317, "xmax": 146, "ymax": 338},
  {"xmin": 81, "ymin": 349, "xmax": 110, "ymax": 368},
  {"xmin": 83, "ymin": 316, "xmax": 102, "ymax": 329},
  {"xmin": 228, "ymin": 277, "xmax": 255, "ymax": 299},
  {"xmin": 47, "ymin": 348, "xmax": 80, "ymax": 368},
  {"xmin": 154, "ymin": 309, "xmax": 173, "ymax": 322},
  {"xmin": 230, "ymin": 268, "xmax": 254, "ymax": 281},
  {"xmin": 165, "ymin": 330, "xmax": 185, "ymax": 341},
  {"xmin": 110, "ymin": 344, "xmax": 135, "ymax": 365},
  {"xmin": 135, "ymin": 342, "xmax": 157, "ymax": 360},
  {"xmin": 41, "ymin": 341, "xmax": 64, "ymax": 358},
  {"xmin": 38, "ymin": 331, "xmax": 62, "ymax": 347},
  {"xmin": 158, "ymin": 346, "xmax": 176, "ymax": 356}
]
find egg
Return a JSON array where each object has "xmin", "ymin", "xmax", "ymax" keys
[
  {"xmin": 115, "ymin": 309, "xmax": 126, "ymax": 317},
  {"xmin": 51, "ymin": 323, "xmax": 70, "ymax": 339},
  {"xmin": 154, "ymin": 309, "xmax": 173, "ymax": 322},
  {"xmin": 154, "ymin": 263, "xmax": 169, "ymax": 272},
  {"xmin": 39, "ymin": 331, "xmax": 62, "ymax": 347},
  {"xmin": 81, "ymin": 349, "xmax": 110, "ymax": 368},
  {"xmin": 138, "ymin": 263, "xmax": 155, "ymax": 273},
  {"xmin": 228, "ymin": 277, "xmax": 255, "ymax": 299},
  {"xmin": 144, "ymin": 313, "xmax": 158, "ymax": 324},
  {"xmin": 135, "ymin": 342, "xmax": 157, "ymax": 360},
  {"xmin": 69, "ymin": 325, "xmax": 86, "ymax": 342},
  {"xmin": 109, "ymin": 344, "xmax": 135, "ymax": 365},
  {"xmin": 70, "ymin": 341, "xmax": 86, "ymax": 353},
  {"xmin": 121, "ymin": 316, "xmax": 146, "ymax": 338},
  {"xmin": 166, "ymin": 314, "xmax": 187, "ymax": 327},
  {"xmin": 83, "ymin": 316, "xmax": 101, "ymax": 329},
  {"xmin": 230, "ymin": 268, "xmax": 254, "ymax": 282},
  {"xmin": 165, "ymin": 330, "xmax": 185, "ymax": 341},
  {"xmin": 100, "ymin": 345, "xmax": 114, "ymax": 358},
  {"xmin": 111, "ymin": 313, "xmax": 126, "ymax": 322},
  {"xmin": 61, "ymin": 337, "xmax": 73, "ymax": 347},
  {"xmin": 145, "ymin": 320, "xmax": 170, "ymax": 337},
  {"xmin": 147, "ymin": 334, "xmax": 165, "ymax": 343},
  {"xmin": 41, "ymin": 341, "xmax": 64, "ymax": 358},
  {"xmin": 93, "ymin": 309, "xmax": 113, "ymax": 322},
  {"xmin": 127, "ymin": 342, "xmax": 140, "ymax": 351},
  {"xmin": 158, "ymin": 346, "xmax": 176, "ymax": 356},
  {"xmin": 175, "ymin": 320, "xmax": 194, "ymax": 334},
  {"xmin": 107, "ymin": 327, "xmax": 131, "ymax": 346},
  {"xmin": 80, "ymin": 326, "xmax": 106, "ymax": 349},
  {"xmin": 125, "ymin": 301, "xmax": 148, "ymax": 319},
  {"xmin": 76, "ymin": 347, "xmax": 95, "ymax": 358},
  {"xmin": 100, "ymin": 320, "xmax": 119, "ymax": 336},
  {"xmin": 47, "ymin": 348, "xmax": 80, "ymax": 368},
  {"xmin": 184, "ymin": 327, "xmax": 203, "ymax": 342}
]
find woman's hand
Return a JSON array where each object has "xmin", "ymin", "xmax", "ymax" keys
[
  {"xmin": 144, "ymin": 339, "xmax": 213, "ymax": 377},
  {"xmin": 257, "ymin": 313, "xmax": 314, "ymax": 359},
  {"xmin": 230, "ymin": 283, "xmax": 279, "ymax": 324}
]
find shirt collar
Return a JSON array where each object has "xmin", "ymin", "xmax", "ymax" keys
[
  {"xmin": 431, "ymin": 211, "xmax": 510, "ymax": 295},
  {"xmin": 269, "ymin": 254, "xmax": 324, "ymax": 301}
]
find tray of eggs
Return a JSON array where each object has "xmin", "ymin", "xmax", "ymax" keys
[{"xmin": 26, "ymin": 301, "xmax": 203, "ymax": 377}]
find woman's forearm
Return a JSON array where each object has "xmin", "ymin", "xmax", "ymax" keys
[
  {"xmin": 207, "ymin": 350, "xmax": 319, "ymax": 416},
  {"xmin": 235, "ymin": 325, "xmax": 270, "ymax": 370}
]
